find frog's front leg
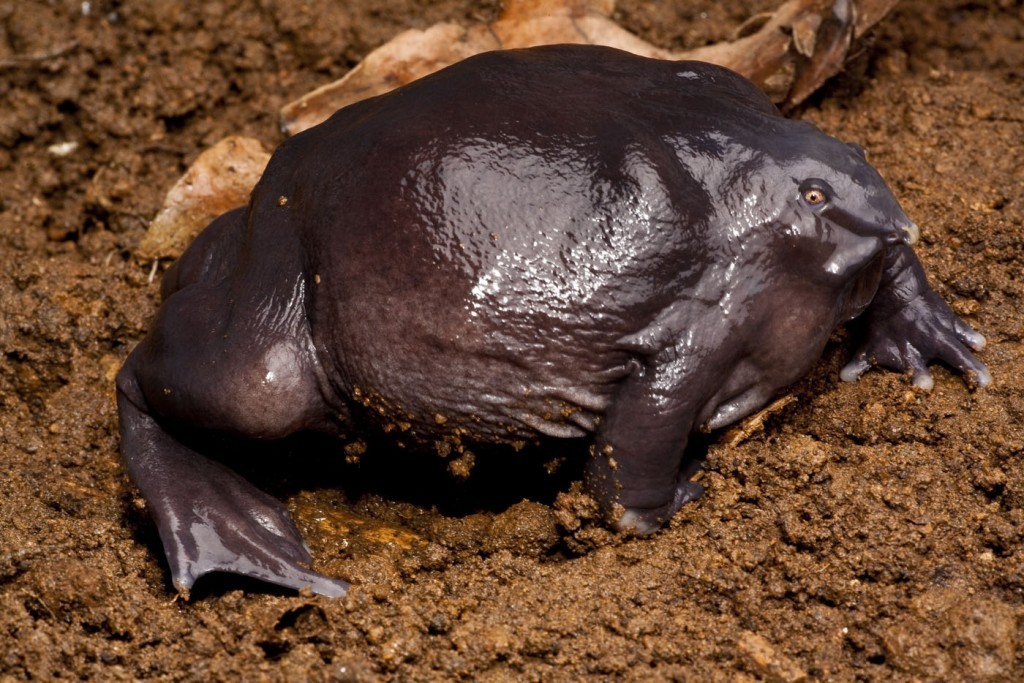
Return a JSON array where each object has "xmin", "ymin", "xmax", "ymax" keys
[
  {"xmin": 841, "ymin": 244, "xmax": 990, "ymax": 390},
  {"xmin": 585, "ymin": 344, "xmax": 707, "ymax": 534}
]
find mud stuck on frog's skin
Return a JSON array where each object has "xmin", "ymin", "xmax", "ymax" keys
[{"xmin": 116, "ymin": 44, "xmax": 987, "ymax": 598}]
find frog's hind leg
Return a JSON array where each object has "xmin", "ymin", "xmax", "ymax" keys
[
  {"xmin": 116, "ymin": 230, "xmax": 347, "ymax": 597},
  {"xmin": 157, "ymin": 206, "xmax": 248, "ymax": 298},
  {"xmin": 117, "ymin": 368, "xmax": 347, "ymax": 598}
]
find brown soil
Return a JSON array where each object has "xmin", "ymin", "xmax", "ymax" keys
[{"xmin": 2, "ymin": 0, "xmax": 1022, "ymax": 680}]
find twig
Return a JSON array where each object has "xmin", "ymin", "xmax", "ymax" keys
[{"xmin": 0, "ymin": 40, "xmax": 79, "ymax": 70}]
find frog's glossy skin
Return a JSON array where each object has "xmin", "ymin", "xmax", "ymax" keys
[{"xmin": 117, "ymin": 45, "xmax": 988, "ymax": 598}]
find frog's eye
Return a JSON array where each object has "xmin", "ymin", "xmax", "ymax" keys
[
  {"xmin": 803, "ymin": 188, "xmax": 827, "ymax": 205},
  {"xmin": 798, "ymin": 179, "xmax": 833, "ymax": 207}
]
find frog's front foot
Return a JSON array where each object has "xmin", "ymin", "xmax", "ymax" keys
[
  {"xmin": 842, "ymin": 280, "xmax": 990, "ymax": 390},
  {"xmin": 614, "ymin": 480, "xmax": 704, "ymax": 535}
]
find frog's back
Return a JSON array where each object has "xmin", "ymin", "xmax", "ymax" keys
[
  {"xmin": 242, "ymin": 46, "xmax": 776, "ymax": 439},
  {"xmin": 272, "ymin": 49, "xmax": 774, "ymax": 314}
]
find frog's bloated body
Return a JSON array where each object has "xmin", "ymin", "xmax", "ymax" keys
[{"xmin": 117, "ymin": 46, "xmax": 988, "ymax": 597}]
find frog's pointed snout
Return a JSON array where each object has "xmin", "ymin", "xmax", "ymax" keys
[{"xmin": 902, "ymin": 222, "xmax": 920, "ymax": 246}]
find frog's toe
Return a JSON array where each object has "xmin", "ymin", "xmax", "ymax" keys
[
  {"xmin": 935, "ymin": 333, "xmax": 991, "ymax": 387},
  {"xmin": 840, "ymin": 355, "xmax": 871, "ymax": 383},
  {"xmin": 911, "ymin": 366, "xmax": 934, "ymax": 391},
  {"xmin": 171, "ymin": 535, "xmax": 349, "ymax": 600},
  {"xmin": 614, "ymin": 481, "xmax": 704, "ymax": 535},
  {"xmin": 955, "ymin": 319, "xmax": 986, "ymax": 351},
  {"xmin": 906, "ymin": 311, "xmax": 991, "ymax": 388},
  {"xmin": 614, "ymin": 509, "xmax": 663, "ymax": 535},
  {"xmin": 900, "ymin": 345, "xmax": 934, "ymax": 391}
]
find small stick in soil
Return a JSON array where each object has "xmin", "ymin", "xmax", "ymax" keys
[{"xmin": 0, "ymin": 40, "xmax": 79, "ymax": 70}]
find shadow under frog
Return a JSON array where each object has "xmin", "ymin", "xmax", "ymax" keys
[{"xmin": 117, "ymin": 45, "xmax": 989, "ymax": 598}]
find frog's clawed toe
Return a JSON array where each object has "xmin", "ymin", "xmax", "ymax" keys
[
  {"xmin": 614, "ymin": 480, "xmax": 705, "ymax": 535},
  {"xmin": 843, "ymin": 284, "xmax": 990, "ymax": 390}
]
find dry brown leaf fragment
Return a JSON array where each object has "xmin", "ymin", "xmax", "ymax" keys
[
  {"xmin": 282, "ymin": 0, "xmax": 899, "ymax": 134},
  {"xmin": 137, "ymin": 136, "xmax": 270, "ymax": 261}
]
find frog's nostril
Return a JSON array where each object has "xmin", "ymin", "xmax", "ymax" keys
[{"xmin": 883, "ymin": 230, "xmax": 903, "ymax": 246}]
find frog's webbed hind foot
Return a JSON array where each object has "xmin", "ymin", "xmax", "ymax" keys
[
  {"xmin": 161, "ymin": 454, "xmax": 349, "ymax": 599},
  {"xmin": 117, "ymin": 379, "xmax": 348, "ymax": 599}
]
